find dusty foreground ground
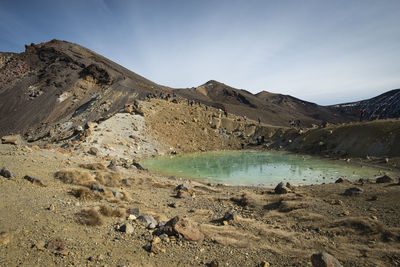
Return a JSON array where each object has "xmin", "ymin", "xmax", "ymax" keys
[{"xmin": 0, "ymin": 143, "xmax": 400, "ymax": 267}]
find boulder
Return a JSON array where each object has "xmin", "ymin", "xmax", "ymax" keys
[
  {"xmin": 286, "ymin": 182, "xmax": 298, "ymax": 190},
  {"xmin": 222, "ymin": 210, "xmax": 238, "ymax": 222},
  {"xmin": 128, "ymin": 207, "xmax": 140, "ymax": 216},
  {"xmin": 174, "ymin": 184, "xmax": 189, "ymax": 192},
  {"xmin": 375, "ymin": 175, "xmax": 393, "ymax": 183},
  {"xmin": 23, "ymin": 175, "xmax": 47, "ymax": 187},
  {"xmin": 343, "ymin": 187, "xmax": 363, "ymax": 196},
  {"xmin": 119, "ymin": 223, "xmax": 134, "ymax": 234},
  {"xmin": 88, "ymin": 147, "xmax": 99, "ymax": 156},
  {"xmin": 1, "ymin": 135, "xmax": 21, "ymax": 145},
  {"xmin": 90, "ymin": 184, "xmax": 105, "ymax": 193},
  {"xmin": 311, "ymin": 252, "xmax": 343, "ymax": 267},
  {"xmin": 176, "ymin": 189, "xmax": 189, "ymax": 198},
  {"xmin": 0, "ymin": 167, "xmax": 13, "ymax": 179},
  {"xmin": 157, "ymin": 216, "xmax": 204, "ymax": 242},
  {"xmin": 275, "ymin": 182, "xmax": 290, "ymax": 194},
  {"xmin": 335, "ymin": 178, "xmax": 351, "ymax": 183},
  {"xmin": 137, "ymin": 215, "xmax": 157, "ymax": 228}
]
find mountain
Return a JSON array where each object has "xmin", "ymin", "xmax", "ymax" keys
[
  {"xmin": 0, "ymin": 40, "xmax": 399, "ymax": 142},
  {"xmin": 174, "ymin": 80, "xmax": 355, "ymax": 127},
  {"xmin": 0, "ymin": 40, "xmax": 169, "ymax": 141},
  {"xmin": 331, "ymin": 89, "xmax": 400, "ymax": 120}
]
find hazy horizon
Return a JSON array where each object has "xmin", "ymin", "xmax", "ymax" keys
[{"xmin": 1, "ymin": 0, "xmax": 399, "ymax": 105}]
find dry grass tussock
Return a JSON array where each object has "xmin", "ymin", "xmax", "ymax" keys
[
  {"xmin": 93, "ymin": 171, "xmax": 121, "ymax": 187},
  {"xmin": 79, "ymin": 163, "xmax": 108, "ymax": 171},
  {"xmin": 151, "ymin": 182, "xmax": 175, "ymax": 189},
  {"xmin": 99, "ymin": 205, "xmax": 126, "ymax": 217},
  {"xmin": 54, "ymin": 168, "xmax": 121, "ymax": 187},
  {"xmin": 76, "ymin": 208, "xmax": 104, "ymax": 226},
  {"xmin": 330, "ymin": 217, "xmax": 385, "ymax": 234},
  {"xmin": 278, "ymin": 200, "xmax": 309, "ymax": 212},
  {"xmin": 55, "ymin": 169, "xmax": 96, "ymax": 186},
  {"xmin": 70, "ymin": 187, "xmax": 103, "ymax": 201}
]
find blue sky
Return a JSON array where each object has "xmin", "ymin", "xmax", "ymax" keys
[{"xmin": 1, "ymin": 0, "xmax": 399, "ymax": 105}]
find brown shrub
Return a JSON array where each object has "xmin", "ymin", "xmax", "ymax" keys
[
  {"xmin": 99, "ymin": 205, "xmax": 126, "ymax": 217},
  {"xmin": 70, "ymin": 187, "xmax": 103, "ymax": 201},
  {"xmin": 279, "ymin": 200, "xmax": 309, "ymax": 212},
  {"xmin": 55, "ymin": 169, "xmax": 96, "ymax": 186},
  {"xmin": 94, "ymin": 171, "xmax": 121, "ymax": 187},
  {"xmin": 331, "ymin": 217, "xmax": 385, "ymax": 234},
  {"xmin": 79, "ymin": 163, "xmax": 108, "ymax": 171},
  {"xmin": 76, "ymin": 208, "xmax": 104, "ymax": 226}
]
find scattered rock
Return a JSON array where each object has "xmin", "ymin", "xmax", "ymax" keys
[
  {"xmin": 0, "ymin": 167, "xmax": 13, "ymax": 179},
  {"xmin": 23, "ymin": 175, "xmax": 47, "ymax": 187},
  {"xmin": 0, "ymin": 232, "xmax": 10, "ymax": 246},
  {"xmin": 86, "ymin": 122, "xmax": 98, "ymax": 129},
  {"xmin": 375, "ymin": 175, "xmax": 393, "ymax": 183},
  {"xmin": 119, "ymin": 223, "xmax": 134, "ymax": 234},
  {"xmin": 368, "ymin": 195, "xmax": 378, "ymax": 201},
  {"xmin": 47, "ymin": 238, "xmax": 66, "ymax": 251},
  {"xmin": 88, "ymin": 147, "xmax": 99, "ymax": 156},
  {"xmin": 335, "ymin": 178, "xmax": 351, "ymax": 183},
  {"xmin": 128, "ymin": 214, "xmax": 137, "ymax": 220},
  {"xmin": 209, "ymin": 259, "xmax": 219, "ymax": 267},
  {"xmin": 128, "ymin": 207, "xmax": 140, "ymax": 216},
  {"xmin": 132, "ymin": 161, "xmax": 147, "ymax": 171},
  {"xmin": 286, "ymin": 182, "xmax": 298, "ymax": 190},
  {"xmin": 1, "ymin": 135, "xmax": 19, "ymax": 145},
  {"xmin": 343, "ymin": 187, "xmax": 363, "ymax": 196},
  {"xmin": 222, "ymin": 210, "xmax": 238, "ymax": 222},
  {"xmin": 122, "ymin": 178, "xmax": 132, "ymax": 186},
  {"xmin": 107, "ymin": 160, "xmax": 117, "ymax": 171},
  {"xmin": 152, "ymin": 236, "xmax": 161, "ymax": 245},
  {"xmin": 174, "ymin": 184, "xmax": 189, "ymax": 192},
  {"xmin": 311, "ymin": 252, "xmax": 343, "ymax": 267},
  {"xmin": 90, "ymin": 184, "xmax": 105, "ymax": 193},
  {"xmin": 150, "ymin": 242, "xmax": 165, "ymax": 254},
  {"xmin": 275, "ymin": 182, "xmax": 290, "ymax": 194},
  {"xmin": 137, "ymin": 215, "xmax": 157, "ymax": 228},
  {"xmin": 156, "ymin": 216, "xmax": 204, "ymax": 242},
  {"xmin": 110, "ymin": 189, "xmax": 124, "ymax": 199},
  {"xmin": 176, "ymin": 189, "xmax": 189, "ymax": 198},
  {"xmin": 35, "ymin": 241, "xmax": 46, "ymax": 251}
]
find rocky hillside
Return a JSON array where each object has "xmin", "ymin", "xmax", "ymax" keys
[
  {"xmin": 331, "ymin": 89, "xmax": 400, "ymax": 120},
  {"xmin": 0, "ymin": 40, "xmax": 170, "ymax": 141},
  {"xmin": 174, "ymin": 80, "xmax": 360, "ymax": 127},
  {"xmin": 1, "ymin": 40, "xmax": 399, "ymax": 143}
]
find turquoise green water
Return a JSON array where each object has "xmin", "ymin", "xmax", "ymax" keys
[{"xmin": 141, "ymin": 150, "xmax": 397, "ymax": 187}]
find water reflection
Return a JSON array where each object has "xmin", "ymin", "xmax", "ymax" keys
[{"xmin": 141, "ymin": 150, "xmax": 396, "ymax": 187}]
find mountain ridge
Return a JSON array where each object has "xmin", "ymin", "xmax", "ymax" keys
[{"xmin": 0, "ymin": 40, "xmax": 399, "ymax": 141}]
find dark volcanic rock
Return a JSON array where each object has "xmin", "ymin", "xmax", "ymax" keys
[
  {"xmin": 155, "ymin": 216, "xmax": 204, "ymax": 242},
  {"xmin": 375, "ymin": 175, "xmax": 393, "ymax": 183},
  {"xmin": 343, "ymin": 187, "xmax": 363, "ymax": 196},
  {"xmin": 0, "ymin": 167, "xmax": 13, "ymax": 179},
  {"xmin": 275, "ymin": 182, "xmax": 289, "ymax": 194},
  {"xmin": 311, "ymin": 252, "xmax": 343, "ymax": 267},
  {"xmin": 23, "ymin": 175, "xmax": 47, "ymax": 187}
]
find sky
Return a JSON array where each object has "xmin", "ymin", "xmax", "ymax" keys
[{"xmin": 1, "ymin": 0, "xmax": 400, "ymax": 105}]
